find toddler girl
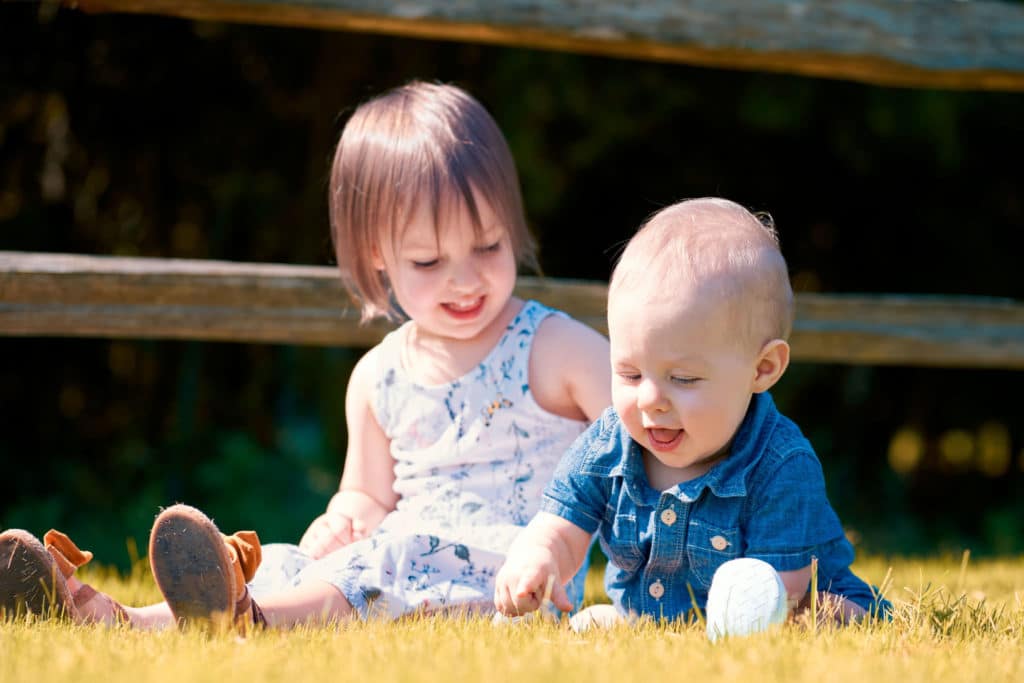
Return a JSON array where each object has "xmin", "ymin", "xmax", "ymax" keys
[{"xmin": 0, "ymin": 81, "xmax": 610, "ymax": 628}]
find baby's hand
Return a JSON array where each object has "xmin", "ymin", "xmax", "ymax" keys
[
  {"xmin": 298, "ymin": 511, "xmax": 367, "ymax": 559},
  {"xmin": 494, "ymin": 547, "xmax": 572, "ymax": 616}
]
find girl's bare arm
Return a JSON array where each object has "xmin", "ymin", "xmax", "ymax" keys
[{"xmin": 299, "ymin": 347, "xmax": 398, "ymax": 557}]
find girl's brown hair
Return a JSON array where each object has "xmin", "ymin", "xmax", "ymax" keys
[{"xmin": 329, "ymin": 81, "xmax": 538, "ymax": 322}]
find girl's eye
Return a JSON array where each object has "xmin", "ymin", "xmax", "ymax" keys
[
  {"xmin": 671, "ymin": 376, "xmax": 699, "ymax": 385},
  {"xmin": 476, "ymin": 241, "xmax": 502, "ymax": 254},
  {"xmin": 412, "ymin": 259, "xmax": 439, "ymax": 269}
]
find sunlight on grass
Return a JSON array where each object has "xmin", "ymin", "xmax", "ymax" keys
[{"xmin": 3, "ymin": 555, "xmax": 1023, "ymax": 683}]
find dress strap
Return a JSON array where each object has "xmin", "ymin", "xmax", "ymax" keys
[{"xmin": 477, "ymin": 300, "xmax": 559, "ymax": 394}]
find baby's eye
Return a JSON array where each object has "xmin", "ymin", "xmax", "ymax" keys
[
  {"xmin": 617, "ymin": 372, "xmax": 641, "ymax": 383},
  {"xmin": 412, "ymin": 259, "xmax": 439, "ymax": 269},
  {"xmin": 670, "ymin": 376, "xmax": 700, "ymax": 385}
]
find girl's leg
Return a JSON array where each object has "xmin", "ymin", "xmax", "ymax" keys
[
  {"xmin": 255, "ymin": 580, "xmax": 355, "ymax": 628},
  {"xmin": 121, "ymin": 602, "xmax": 175, "ymax": 630},
  {"xmin": 116, "ymin": 582, "xmax": 354, "ymax": 631},
  {"xmin": 150, "ymin": 504, "xmax": 356, "ymax": 630}
]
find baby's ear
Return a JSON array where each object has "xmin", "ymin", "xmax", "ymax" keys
[
  {"xmin": 370, "ymin": 246, "xmax": 386, "ymax": 271},
  {"xmin": 752, "ymin": 339, "xmax": 790, "ymax": 393}
]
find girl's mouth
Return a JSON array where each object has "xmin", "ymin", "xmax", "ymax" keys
[
  {"xmin": 647, "ymin": 428, "xmax": 683, "ymax": 452},
  {"xmin": 442, "ymin": 296, "xmax": 485, "ymax": 320}
]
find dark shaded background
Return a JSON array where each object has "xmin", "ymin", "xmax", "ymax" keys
[{"xmin": 2, "ymin": 4, "xmax": 1022, "ymax": 569}]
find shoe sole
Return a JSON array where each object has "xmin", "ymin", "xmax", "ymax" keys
[
  {"xmin": 149, "ymin": 505, "xmax": 234, "ymax": 625},
  {"xmin": 0, "ymin": 529, "xmax": 76, "ymax": 620}
]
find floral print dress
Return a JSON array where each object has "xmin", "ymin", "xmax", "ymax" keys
[{"xmin": 248, "ymin": 300, "xmax": 590, "ymax": 619}]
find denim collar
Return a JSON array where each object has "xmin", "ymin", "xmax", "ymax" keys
[{"xmin": 605, "ymin": 392, "xmax": 778, "ymax": 505}]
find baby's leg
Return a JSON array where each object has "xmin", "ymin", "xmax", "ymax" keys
[{"xmin": 796, "ymin": 591, "xmax": 867, "ymax": 625}]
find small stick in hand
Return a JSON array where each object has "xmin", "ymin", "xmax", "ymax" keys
[{"xmin": 541, "ymin": 574, "xmax": 555, "ymax": 607}]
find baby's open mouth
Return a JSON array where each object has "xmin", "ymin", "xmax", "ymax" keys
[{"xmin": 647, "ymin": 428, "xmax": 683, "ymax": 450}]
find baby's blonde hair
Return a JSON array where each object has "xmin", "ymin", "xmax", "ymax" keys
[
  {"xmin": 329, "ymin": 81, "xmax": 539, "ymax": 322},
  {"xmin": 610, "ymin": 197, "xmax": 794, "ymax": 348}
]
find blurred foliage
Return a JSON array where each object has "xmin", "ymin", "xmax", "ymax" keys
[{"xmin": 1, "ymin": 4, "xmax": 1023, "ymax": 568}]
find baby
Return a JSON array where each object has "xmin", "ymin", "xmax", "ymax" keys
[{"xmin": 495, "ymin": 197, "xmax": 888, "ymax": 631}]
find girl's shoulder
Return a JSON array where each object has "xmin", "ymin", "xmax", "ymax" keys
[
  {"xmin": 521, "ymin": 299, "xmax": 606, "ymax": 351},
  {"xmin": 348, "ymin": 342, "xmax": 387, "ymax": 394},
  {"xmin": 349, "ymin": 322, "xmax": 412, "ymax": 398},
  {"xmin": 527, "ymin": 303, "xmax": 611, "ymax": 423},
  {"xmin": 531, "ymin": 306, "xmax": 605, "ymax": 346}
]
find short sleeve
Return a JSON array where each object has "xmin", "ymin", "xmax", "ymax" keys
[
  {"xmin": 539, "ymin": 416, "xmax": 615, "ymax": 535},
  {"xmin": 742, "ymin": 450, "xmax": 846, "ymax": 572}
]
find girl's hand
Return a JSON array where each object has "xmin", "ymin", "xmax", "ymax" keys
[{"xmin": 299, "ymin": 511, "xmax": 367, "ymax": 559}]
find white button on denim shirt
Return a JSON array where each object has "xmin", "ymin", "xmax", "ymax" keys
[{"xmin": 541, "ymin": 393, "xmax": 890, "ymax": 621}]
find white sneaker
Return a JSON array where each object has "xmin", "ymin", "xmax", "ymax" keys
[
  {"xmin": 705, "ymin": 558, "xmax": 788, "ymax": 641},
  {"xmin": 568, "ymin": 603, "xmax": 625, "ymax": 633}
]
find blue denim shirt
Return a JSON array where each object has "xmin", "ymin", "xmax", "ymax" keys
[{"xmin": 541, "ymin": 392, "xmax": 882, "ymax": 620}]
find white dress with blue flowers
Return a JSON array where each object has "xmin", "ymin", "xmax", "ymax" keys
[{"xmin": 248, "ymin": 300, "xmax": 589, "ymax": 619}]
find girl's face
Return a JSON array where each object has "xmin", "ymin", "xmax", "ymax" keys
[
  {"xmin": 378, "ymin": 195, "xmax": 517, "ymax": 342},
  {"xmin": 608, "ymin": 286, "xmax": 761, "ymax": 487}
]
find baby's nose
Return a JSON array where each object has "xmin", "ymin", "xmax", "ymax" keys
[{"xmin": 637, "ymin": 379, "xmax": 667, "ymax": 411}]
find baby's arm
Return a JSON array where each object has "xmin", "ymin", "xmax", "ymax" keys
[
  {"xmin": 529, "ymin": 314, "xmax": 611, "ymax": 422},
  {"xmin": 745, "ymin": 450, "xmax": 867, "ymax": 622},
  {"xmin": 494, "ymin": 511, "xmax": 593, "ymax": 615},
  {"xmin": 299, "ymin": 348, "xmax": 399, "ymax": 559}
]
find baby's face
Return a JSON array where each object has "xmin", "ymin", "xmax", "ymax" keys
[{"xmin": 608, "ymin": 286, "xmax": 761, "ymax": 486}]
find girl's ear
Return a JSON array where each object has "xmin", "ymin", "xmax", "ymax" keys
[
  {"xmin": 751, "ymin": 339, "xmax": 790, "ymax": 393},
  {"xmin": 370, "ymin": 246, "xmax": 386, "ymax": 271}
]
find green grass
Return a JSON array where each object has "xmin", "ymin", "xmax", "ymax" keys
[{"xmin": 3, "ymin": 554, "xmax": 1023, "ymax": 683}]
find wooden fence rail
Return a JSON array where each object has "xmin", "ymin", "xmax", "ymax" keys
[
  {"xmin": 3, "ymin": 251, "xmax": 1023, "ymax": 368},
  {"xmin": 67, "ymin": 0, "xmax": 1024, "ymax": 91}
]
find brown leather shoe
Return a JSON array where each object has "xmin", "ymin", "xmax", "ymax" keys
[
  {"xmin": 43, "ymin": 530, "xmax": 129, "ymax": 625},
  {"xmin": 0, "ymin": 528, "xmax": 127, "ymax": 624},
  {"xmin": 149, "ymin": 504, "xmax": 266, "ymax": 630},
  {"xmin": 0, "ymin": 529, "xmax": 78, "ymax": 620}
]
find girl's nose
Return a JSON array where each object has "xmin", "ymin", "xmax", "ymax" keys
[{"xmin": 448, "ymin": 259, "xmax": 482, "ymax": 291}]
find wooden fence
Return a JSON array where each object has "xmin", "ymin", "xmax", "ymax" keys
[
  {"xmin": 4, "ymin": 1, "xmax": 1022, "ymax": 368},
  {"xmin": 4, "ymin": 251, "xmax": 1024, "ymax": 368},
  {"xmin": 67, "ymin": 0, "xmax": 1024, "ymax": 91}
]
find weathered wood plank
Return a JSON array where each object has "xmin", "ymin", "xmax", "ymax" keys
[
  {"xmin": 0, "ymin": 251, "xmax": 608, "ymax": 347},
  {"xmin": 792, "ymin": 294, "xmax": 1024, "ymax": 368},
  {"xmin": 3, "ymin": 251, "xmax": 1024, "ymax": 368},
  {"xmin": 66, "ymin": 0, "xmax": 1024, "ymax": 91}
]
